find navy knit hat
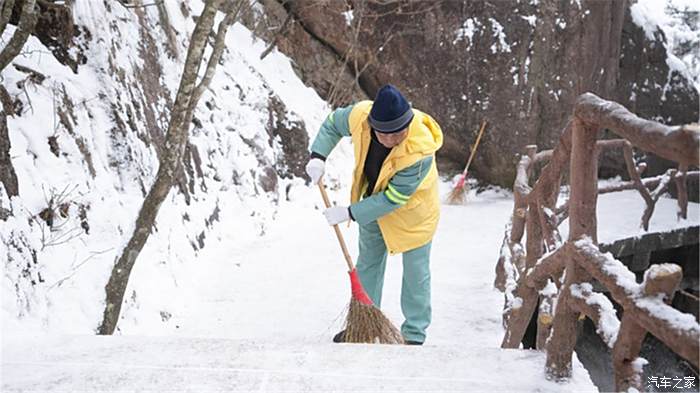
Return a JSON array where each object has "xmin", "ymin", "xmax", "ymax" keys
[{"xmin": 369, "ymin": 84, "xmax": 414, "ymax": 133}]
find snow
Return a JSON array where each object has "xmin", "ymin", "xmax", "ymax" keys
[
  {"xmin": 630, "ymin": 0, "xmax": 700, "ymax": 101},
  {"xmin": 574, "ymin": 237, "xmax": 641, "ymax": 297},
  {"xmin": 570, "ymin": 238, "xmax": 700, "ymax": 345},
  {"xmin": 500, "ymin": 220, "xmax": 524, "ymax": 312},
  {"xmin": 1, "ymin": 0, "xmax": 347, "ymax": 337},
  {"xmin": 1, "ymin": 335, "xmax": 597, "ymax": 391},
  {"xmin": 489, "ymin": 18, "xmax": 512, "ymax": 54},
  {"xmin": 569, "ymin": 282, "xmax": 621, "ymax": 348},
  {"xmin": 559, "ymin": 189, "xmax": 699, "ymax": 245},
  {"xmin": 2, "ymin": 182, "xmax": 598, "ymax": 390},
  {"xmin": 342, "ymin": 10, "xmax": 354, "ymax": 26},
  {"xmin": 555, "ymin": 17, "xmax": 567, "ymax": 30},
  {"xmin": 521, "ymin": 15, "xmax": 537, "ymax": 28},
  {"xmin": 632, "ymin": 357, "xmax": 649, "ymax": 373},
  {"xmin": 454, "ymin": 19, "xmax": 479, "ymax": 48},
  {"xmin": 644, "ymin": 263, "xmax": 682, "ymax": 282},
  {"xmin": 540, "ymin": 280, "xmax": 558, "ymax": 297},
  {"xmin": 524, "ymin": 56, "xmax": 531, "ymax": 84},
  {"xmin": 635, "ymin": 297, "xmax": 700, "ymax": 334}
]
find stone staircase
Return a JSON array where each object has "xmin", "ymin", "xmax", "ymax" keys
[{"xmin": 2, "ymin": 335, "xmax": 598, "ymax": 391}]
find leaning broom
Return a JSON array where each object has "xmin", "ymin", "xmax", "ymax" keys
[
  {"xmin": 318, "ymin": 179, "xmax": 404, "ymax": 344},
  {"xmin": 445, "ymin": 120, "xmax": 488, "ymax": 205}
]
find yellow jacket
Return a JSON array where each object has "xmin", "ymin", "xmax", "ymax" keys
[{"xmin": 348, "ymin": 101, "xmax": 443, "ymax": 253}]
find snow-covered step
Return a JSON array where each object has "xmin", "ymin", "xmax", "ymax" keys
[{"xmin": 2, "ymin": 335, "xmax": 596, "ymax": 392}]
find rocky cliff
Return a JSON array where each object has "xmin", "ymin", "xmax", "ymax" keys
[{"xmin": 250, "ymin": 0, "xmax": 699, "ymax": 187}]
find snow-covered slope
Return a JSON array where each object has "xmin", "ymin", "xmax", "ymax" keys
[{"xmin": 1, "ymin": 1, "xmax": 353, "ymax": 335}]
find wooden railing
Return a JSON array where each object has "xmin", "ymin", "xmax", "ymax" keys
[{"xmin": 494, "ymin": 93, "xmax": 699, "ymax": 392}]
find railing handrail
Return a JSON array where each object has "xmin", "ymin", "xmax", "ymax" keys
[{"xmin": 495, "ymin": 93, "xmax": 700, "ymax": 392}]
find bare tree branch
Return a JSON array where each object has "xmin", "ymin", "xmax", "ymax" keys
[{"xmin": 260, "ymin": 11, "xmax": 292, "ymax": 60}]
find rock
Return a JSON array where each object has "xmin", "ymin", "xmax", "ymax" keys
[
  {"xmin": 243, "ymin": 0, "xmax": 368, "ymax": 107},
  {"xmin": 8, "ymin": 0, "xmax": 87, "ymax": 73},
  {"xmin": 615, "ymin": 6, "xmax": 699, "ymax": 179},
  {"xmin": 253, "ymin": 0, "xmax": 698, "ymax": 188},
  {"xmin": 266, "ymin": 95, "xmax": 310, "ymax": 181}
]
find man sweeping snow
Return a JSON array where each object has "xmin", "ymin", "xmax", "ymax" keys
[{"xmin": 306, "ymin": 84, "xmax": 443, "ymax": 345}]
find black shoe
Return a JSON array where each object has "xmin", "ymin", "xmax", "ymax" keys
[
  {"xmin": 405, "ymin": 340, "xmax": 423, "ymax": 345},
  {"xmin": 333, "ymin": 330, "xmax": 345, "ymax": 343}
]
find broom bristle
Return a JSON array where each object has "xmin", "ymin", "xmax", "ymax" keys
[
  {"xmin": 343, "ymin": 298, "xmax": 404, "ymax": 344},
  {"xmin": 445, "ymin": 183, "xmax": 468, "ymax": 205}
]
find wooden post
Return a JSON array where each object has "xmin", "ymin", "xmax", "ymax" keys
[
  {"xmin": 641, "ymin": 169, "xmax": 677, "ymax": 230},
  {"xmin": 501, "ymin": 284, "xmax": 540, "ymax": 348},
  {"xmin": 537, "ymin": 280, "xmax": 556, "ymax": 351},
  {"xmin": 493, "ymin": 145, "xmax": 537, "ymax": 292},
  {"xmin": 641, "ymin": 263, "xmax": 682, "ymax": 302},
  {"xmin": 502, "ymin": 246, "xmax": 567, "ymax": 349},
  {"xmin": 612, "ymin": 315, "xmax": 647, "ymax": 392},
  {"xmin": 674, "ymin": 165, "xmax": 688, "ymax": 220},
  {"xmin": 546, "ymin": 117, "xmax": 598, "ymax": 380},
  {"xmin": 613, "ymin": 264, "xmax": 682, "ymax": 392},
  {"xmin": 622, "ymin": 143, "xmax": 654, "ymax": 228},
  {"xmin": 501, "ymin": 127, "xmax": 571, "ymax": 349},
  {"xmin": 570, "ymin": 243, "xmax": 699, "ymax": 367},
  {"xmin": 515, "ymin": 145, "xmax": 538, "ymax": 244},
  {"xmin": 495, "ymin": 146, "xmax": 535, "ymax": 291},
  {"xmin": 524, "ymin": 145, "xmax": 538, "ymax": 177}
]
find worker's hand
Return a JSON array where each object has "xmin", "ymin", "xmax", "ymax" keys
[
  {"xmin": 323, "ymin": 206, "xmax": 350, "ymax": 226},
  {"xmin": 305, "ymin": 158, "xmax": 325, "ymax": 185}
]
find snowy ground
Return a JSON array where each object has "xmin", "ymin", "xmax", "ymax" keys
[
  {"xmin": 2, "ymin": 182, "xmax": 696, "ymax": 391},
  {"xmin": 2, "ymin": 335, "xmax": 594, "ymax": 392}
]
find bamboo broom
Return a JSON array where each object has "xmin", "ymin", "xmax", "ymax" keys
[
  {"xmin": 446, "ymin": 120, "xmax": 488, "ymax": 205},
  {"xmin": 318, "ymin": 179, "xmax": 404, "ymax": 344}
]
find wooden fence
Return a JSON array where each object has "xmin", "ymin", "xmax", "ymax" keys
[{"xmin": 494, "ymin": 93, "xmax": 699, "ymax": 391}]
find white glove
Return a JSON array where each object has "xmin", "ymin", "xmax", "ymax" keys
[
  {"xmin": 305, "ymin": 158, "xmax": 325, "ymax": 185},
  {"xmin": 323, "ymin": 206, "xmax": 351, "ymax": 226}
]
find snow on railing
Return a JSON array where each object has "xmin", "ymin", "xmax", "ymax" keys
[
  {"xmin": 569, "ymin": 281, "xmax": 620, "ymax": 348},
  {"xmin": 569, "ymin": 239, "xmax": 698, "ymax": 390},
  {"xmin": 493, "ymin": 93, "xmax": 699, "ymax": 392}
]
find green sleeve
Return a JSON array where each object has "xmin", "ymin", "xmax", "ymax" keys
[
  {"xmin": 310, "ymin": 105, "xmax": 353, "ymax": 158},
  {"xmin": 349, "ymin": 156, "xmax": 434, "ymax": 225}
]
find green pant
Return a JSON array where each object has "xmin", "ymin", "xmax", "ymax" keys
[{"xmin": 356, "ymin": 220, "xmax": 432, "ymax": 343}]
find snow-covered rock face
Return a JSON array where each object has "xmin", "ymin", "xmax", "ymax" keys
[
  {"xmin": 616, "ymin": 0, "xmax": 700, "ymax": 184},
  {"xmin": 255, "ymin": 1, "xmax": 699, "ymax": 187},
  {"xmin": 630, "ymin": 0, "xmax": 700, "ymax": 93},
  {"xmin": 0, "ymin": 1, "xmax": 346, "ymax": 334}
]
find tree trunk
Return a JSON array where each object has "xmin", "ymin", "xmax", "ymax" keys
[
  {"xmin": 97, "ymin": 0, "xmax": 229, "ymax": 335},
  {"xmin": 0, "ymin": 93, "xmax": 19, "ymax": 198},
  {"xmin": 0, "ymin": 0, "xmax": 38, "ymax": 72},
  {"xmin": 0, "ymin": 0, "xmax": 16, "ymax": 36}
]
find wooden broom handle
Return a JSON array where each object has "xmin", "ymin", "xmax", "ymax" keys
[
  {"xmin": 461, "ymin": 120, "xmax": 488, "ymax": 177},
  {"xmin": 318, "ymin": 178, "xmax": 355, "ymax": 271}
]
